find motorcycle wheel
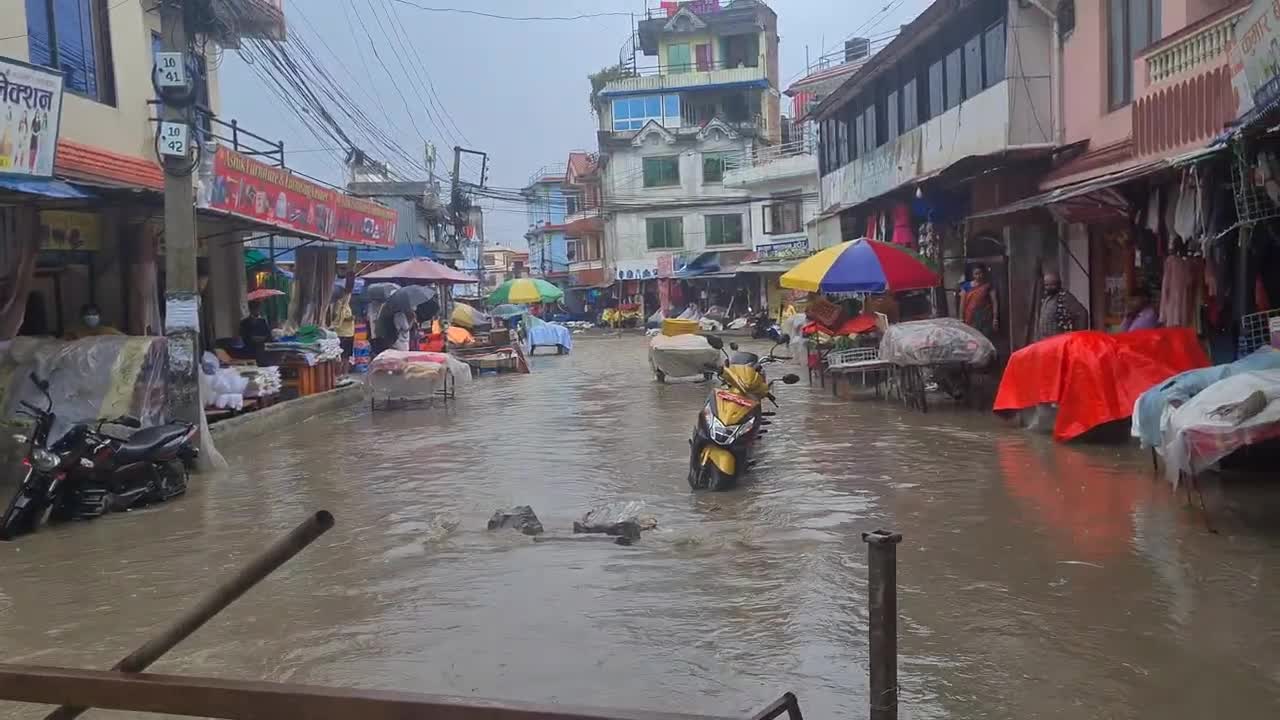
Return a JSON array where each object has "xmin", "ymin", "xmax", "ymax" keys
[
  {"xmin": 0, "ymin": 488, "xmax": 48, "ymax": 541},
  {"xmin": 148, "ymin": 460, "xmax": 188, "ymax": 503},
  {"xmin": 705, "ymin": 465, "xmax": 732, "ymax": 492}
]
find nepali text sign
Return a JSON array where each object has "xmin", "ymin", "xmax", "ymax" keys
[
  {"xmin": 0, "ymin": 56, "xmax": 64, "ymax": 178},
  {"xmin": 200, "ymin": 145, "xmax": 396, "ymax": 248},
  {"xmin": 1231, "ymin": 0, "xmax": 1280, "ymax": 118}
]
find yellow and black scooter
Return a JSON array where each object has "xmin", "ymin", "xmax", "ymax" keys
[{"xmin": 687, "ymin": 331, "xmax": 799, "ymax": 491}]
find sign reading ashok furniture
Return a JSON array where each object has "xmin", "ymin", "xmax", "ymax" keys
[
  {"xmin": 0, "ymin": 56, "xmax": 64, "ymax": 178},
  {"xmin": 199, "ymin": 145, "xmax": 397, "ymax": 248}
]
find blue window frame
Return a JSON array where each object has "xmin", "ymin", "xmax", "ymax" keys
[
  {"xmin": 612, "ymin": 94, "xmax": 682, "ymax": 131},
  {"xmin": 25, "ymin": 0, "xmax": 115, "ymax": 104}
]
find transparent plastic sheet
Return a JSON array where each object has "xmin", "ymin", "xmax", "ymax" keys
[
  {"xmin": 0, "ymin": 336, "xmax": 169, "ymax": 443},
  {"xmin": 649, "ymin": 333, "xmax": 721, "ymax": 378},
  {"xmin": 367, "ymin": 350, "xmax": 472, "ymax": 401},
  {"xmin": 783, "ymin": 313, "xmax": 808, "ymax": 351},
  {"xmin": 575, "ymin": 501, "xmax": 656, "ymax": 531},
  {"xmin": 878, "ymin": 318, "xmax": 996, "ymax": 367},
  {"xmin": 198, "ymin": 379, "xmax": 228, "ymax": 472},
  {"xmin": 1161, "ymin": 369, "xmax": 1280, "ymax": 484}
]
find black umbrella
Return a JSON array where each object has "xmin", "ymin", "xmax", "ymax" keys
[{"xmin": 388, "ymin": 284, "xmax": 437, "ymax": 312}]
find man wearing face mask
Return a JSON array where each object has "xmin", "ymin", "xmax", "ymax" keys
[
  {"xmin": 65, "ymin": 303, "xmax": 123, "ymax": 340},
  {"xmin": 1035, "ymin": 272, "xmax": 1089, "ymax": 342}
]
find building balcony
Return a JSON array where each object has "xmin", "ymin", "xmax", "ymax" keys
[
  {"xmin": 820, "ymin": 79, "xmax": 1049, "ymax": 210},
  {"xmin": 1132, "ymin": 5, "xmax": 1245, "ymax": 160},
  {"xmin": 569, "ymin": 259, "xmax": 605, "ymax": 272},
  {"xmin": 723, "ymin": 138, "xmax": 816, "ymax": 188},
  {"xmin": 600, "ymin": 64, "xmax": 768, "ymax": 98}
]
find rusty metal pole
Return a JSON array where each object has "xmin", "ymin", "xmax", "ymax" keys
[
  {"xmin": 45, "ymin": 511, "xmax": 335, "ymax": 720},
  {"xmin": 863, "ymin": 529, "xmax": 902, "ymax": 720}
]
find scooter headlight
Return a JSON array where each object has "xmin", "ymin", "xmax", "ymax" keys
[
  {"xmin": 30, "ymin": 448, "xmax": 60, "ymax": 471},
  {"xmin": 707, "ymin": 412, "xmax": 755, "ymax": 446}
]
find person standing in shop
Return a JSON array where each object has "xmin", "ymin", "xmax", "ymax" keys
[
  {"xmin": 1036, "ymin": 272, "xmax": 1089, "ymax": 341},
  {"xmin": 960, "ymin": 264, "xmax": 999, "ymax": 340}
]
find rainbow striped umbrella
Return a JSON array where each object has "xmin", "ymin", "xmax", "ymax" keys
[
  {"xmin": 780, "ymin": 238, "xmax": 938, "ymax": 293},
  {"xmin": 488, "ymin": 278, "xmax": 564, "ymax": 305}
]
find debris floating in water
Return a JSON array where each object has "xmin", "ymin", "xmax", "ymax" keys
[{"xmin": 486, "ymin": 506, "xmax": 544, "ymax": 536}]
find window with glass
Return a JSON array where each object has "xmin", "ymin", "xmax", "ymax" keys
[
  {"xmin": 764, "ymin": 200, "xmax": 803, "ymax": 235},
  {"xmin": 612, "ymin": 94, "xmax": 681, "ymax": 131},
  {"xmin": 1108, "ymin": 0, "xmax": 1160, "ymax": 109},
  {"xmin": 702, "ymin": 152, "xmax": 730, "ymax": 183},
  {"xmin": 862, "ymin": 106, "xmax": 877, "ymax": 152},
  {"xmin": 667, "ymin": 43, "xmax": 692, "ymax": 72},
  {"xmin": 836, "ymin": 118, "xmax": 849, "ymax": 166},
  {"xmin": 984, "ymin": 21, "xmax": 1006, "ymax": 88},
  {"xmin": 928, "ymin": 59, "xmax": 945, "ymax": 119},
  {"xmin": 643, "ymin": 156, "xmax": 681, "ymax": 187},
  {"xmin": 26, "ymin": 0, "xmax": 115, "ymax": 103},
  {"xmin": 902, "ymin": 78, "xmax": 919, "ymax": 129},
  {"xmin": 944, "ymin": 48, "xmax": 962, "ymax": 110},
  {"xmin": 705, "ymin": 214, "xmax": 744, "ymax": 246},
  {"xmin": 647, "ymin": 217, "xmax": 684, "ymax": 249},
  {"xmin": 886, "ymin": 88, "xmax": 900, "ymax": 140},
  {"xmin": 963, "ymin": 35, "xmax": 983, "ymax": 100}
]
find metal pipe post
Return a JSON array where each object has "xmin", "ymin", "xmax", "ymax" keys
[
  {"xmin": 862, "ymin": 529, "xmax": 902, "ymax": 720},
  {"xmin": 45, "ymin": 511, "xmax": 335, "ymax": 720}
]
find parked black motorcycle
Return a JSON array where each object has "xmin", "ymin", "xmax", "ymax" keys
[{"xmin": 1, "ymin": 373, "xmax": 197, "ymax": 541}]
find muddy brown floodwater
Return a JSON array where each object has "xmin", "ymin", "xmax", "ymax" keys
[{"xmin": 2, "ymin": 334, "xmax": 1280, "ymax": 719}]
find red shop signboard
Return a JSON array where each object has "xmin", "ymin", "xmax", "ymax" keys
[{"xmin": 200, "ymin": 146, "xmax": 397, "ymax": 248}]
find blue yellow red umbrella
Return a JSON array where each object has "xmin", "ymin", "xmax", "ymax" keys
[{"xmin": 780, "ymin": 238, "xmax": 938, "ymax": 293}]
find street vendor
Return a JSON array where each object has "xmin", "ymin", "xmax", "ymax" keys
[
  {"xmin": 239, "ymin": 302, "xmax": 272, "ymax": 357},
  {"xmin": 1119, "ymin": 287, "xmax": 1159, "ymax": 332},
  {"xmin": 64, "ymin": 303, "xmax": 123, "ymax": 340},
  {"xmin": 960, "ymin": 264, "xmax": 999, "ymax": 339},
  {"xmin": 1036, "ymin": 272, "xmax": 1089, "ymax": 341}
]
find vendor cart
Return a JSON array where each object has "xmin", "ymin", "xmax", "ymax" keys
[
  {"xmin": 649, "ymin": 333, "xmax": 720, "ymax": 383},
  {"xmin": 366, "ymin": 351, "xmax": 471, "ymax": 410},
  {"xmin": 878, "ymin": 318, "xmax": 996, "ymax": 412}
]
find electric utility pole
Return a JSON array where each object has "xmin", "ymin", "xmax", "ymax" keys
[{"xmin": 158, "ymin": 0, "xmax": 201, "ymax": 426}]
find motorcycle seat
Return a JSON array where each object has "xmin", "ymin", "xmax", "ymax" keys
[{"xmin": 114, "ymin": 424, "xmax": 191, "ymax": 464}]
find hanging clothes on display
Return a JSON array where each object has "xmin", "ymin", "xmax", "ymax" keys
[
  {"xmin": 1159, "ymin": 255, "xmax": 1203, "ymax": 329},
  {"xmin": 865, "ymin": 215, "xmax": 878, "ymax": 241},
  {"xmin": 890, "ymin": 204, "xmax": 914, "ymax": 248}
]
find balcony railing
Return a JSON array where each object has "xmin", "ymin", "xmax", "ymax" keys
[
  {"xmin": 600, "ymin": 64, "xmax": 767, "ymax": 97},
  {"xmin": 1142, "ymin": 5, "xmax": 1244, "ymax": 87},
  {"xmin": 527, "ymin": 163, "xmax": 567, "ymax": 186},
  {"xmin": 723, "ymin": 137, "xmax": 813, "ymax": 171}
]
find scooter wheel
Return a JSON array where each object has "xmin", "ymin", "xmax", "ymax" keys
[{"xmin": 705, "ymin": 465, "xmax": 731, "ymax": 492}]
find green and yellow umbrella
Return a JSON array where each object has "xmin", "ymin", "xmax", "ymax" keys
[{"xmin": 488, "ymin": 277, "xmax": 564, "ymax": 305}]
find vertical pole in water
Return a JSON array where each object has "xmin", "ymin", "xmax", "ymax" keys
[{"xmin": 863, "ymin": 529, "xmax": 902, "ymax": 720}]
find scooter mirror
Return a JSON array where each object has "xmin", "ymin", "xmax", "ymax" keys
[
  {"xmin": 729, "ymin": 342, "xmax": 740, "ymax": 351},
  {"xmin": 702, "ymin": 334, "xmax": 724, "ymax": 350},
  {"xmin": 781, "ymin": 374, "xmax": 801, "ymax": 385},
  {"xmin": 766, "ymin": 326, "xmax": 782, "ymax": 343},
  {"xmin": 778, "ymin": 334, "xmax": 791, "ymax": 346},
  {"xmin": 28, "ymin": 372, "xmax": 48, "ymax": 392}
]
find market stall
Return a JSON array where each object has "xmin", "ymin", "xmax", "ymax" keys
[
  {"xmin": 879, "ymin": 318, "xmax": 997, "ymax": 411},
  {"xmin": 366, "ymin": 350, "xmax": 472, "ymax": 410},
  {"xmin": 994, "ymin": 328, "xmax": 1209, "ymax": 441}
]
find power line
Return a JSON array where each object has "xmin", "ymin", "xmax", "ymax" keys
[{"xmin": 387, "ymin": 0, "xmax": 631, "ymax": 21}]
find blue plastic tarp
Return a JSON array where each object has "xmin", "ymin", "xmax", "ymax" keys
[
  {"xmin": 1132, "ymin": 346, "xmax": 1280, "ymax": 448},
  {"xmin": 525, "ymin": 315, "xmax": 572, "ymax": 352},
  {"xmin": 0, "ymin": 176, "xmax": 95, "ymax": 199}
]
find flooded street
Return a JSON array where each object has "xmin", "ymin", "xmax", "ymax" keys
[{"xmin": 2, "ymin": 334, "xmax": 1280, "ymax": 719}]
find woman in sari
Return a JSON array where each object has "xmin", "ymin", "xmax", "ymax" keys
[{"xmin": 961, "ymin": 264, "xmax": 999, "ymax": 339}]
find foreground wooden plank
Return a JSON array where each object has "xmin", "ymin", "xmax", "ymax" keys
[{"xmin": 0, "ymin": 664, "xmax": 737, "ymax": 720}]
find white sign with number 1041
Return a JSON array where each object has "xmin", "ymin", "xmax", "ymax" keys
[
  {"xmin": 154, "ymin": 51, "xmax": 186, "ymax": 87},
  {"xmin": 159, "ymin": 122, "xmax": 189, "ymax": 158}
]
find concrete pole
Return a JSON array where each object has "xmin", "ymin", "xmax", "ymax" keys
[
  {"xmin": 862, "ymin": 529, "xmax": 902, "ymax": 720},
  {"xmin": 160, "ymin": 1, "xmax": 201, "ymax": 426}
]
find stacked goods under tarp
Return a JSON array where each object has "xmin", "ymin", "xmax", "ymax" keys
[
  {"xmin": 525, "ymin": 315, "xmax": 573, "ymax": 354},
  {"xmin": 0, "ymin": 336, "xmax": 169, "ymax": 443},
  {"xmin": 450, "ymin": 302, "xmax": 489, "ymax": 331},
  {"xmin": 878, "ymin": 318, "xmax": 996, "ymax": 367},
  {"xmin": 649, "ymin": 333, "xmax": 721, "ymax": 380},
  {"xmin": 367, "ymin": 350, "xmax": 473, "ymax": 405}
]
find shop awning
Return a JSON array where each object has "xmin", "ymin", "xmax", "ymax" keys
[
  {"xmin": 0, "ymin": 176, "xmax": 96, "ymax": 200},
  {"xmin": 734, "ymin": 260, "xmax": 803, "ymax": 274},
  {"xmin": 969, "ymin": 145, "xmax": 1224, "ymax": 223}
]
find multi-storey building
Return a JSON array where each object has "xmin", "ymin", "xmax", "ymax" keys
[
  {"xmin": 523, "ymin": 164, "xmax": 572, "ymax": 286},
  {"xmin": 593, "ymin": 0, "xmax": 781, "ymax": 305}
]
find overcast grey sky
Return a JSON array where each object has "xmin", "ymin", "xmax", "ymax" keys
[{"xmin": 218, "ymin": 0, "xmax": 932, "ymax": 249}]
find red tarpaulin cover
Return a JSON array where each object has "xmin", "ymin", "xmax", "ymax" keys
[{"xmin": 993, "ymin": 329, "xmax": 1209, "ymax": 441}]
